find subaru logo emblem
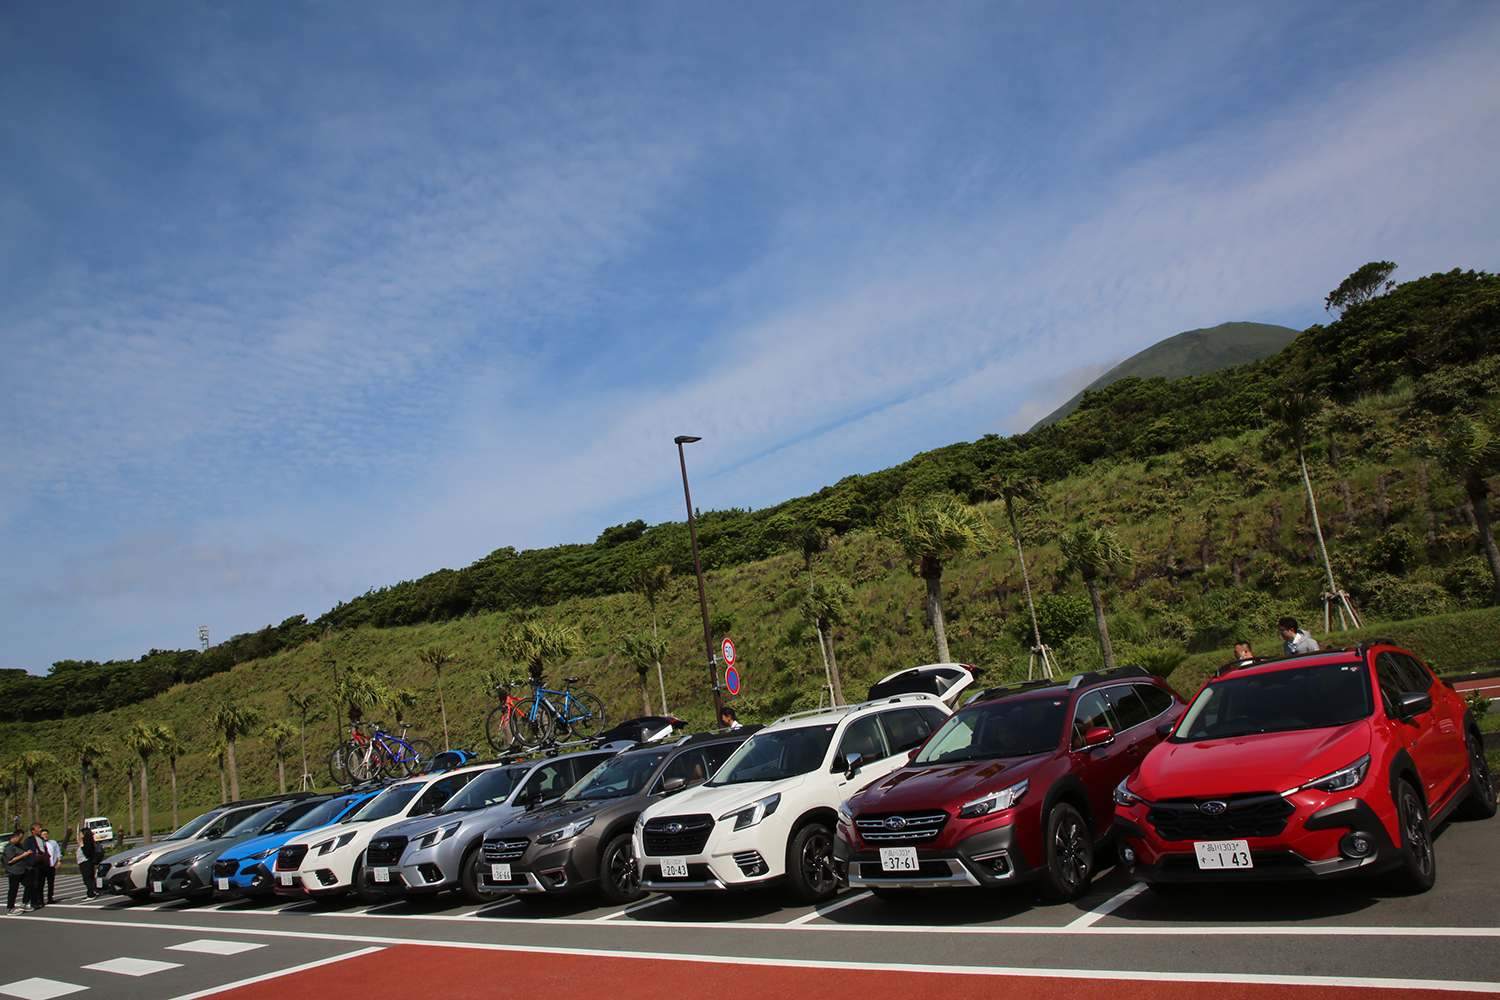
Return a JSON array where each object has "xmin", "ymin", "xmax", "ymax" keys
[
  {"xmin": 1199, "ymin": 801, "xmax": 1227, "ymax": 815},
  {"xmin": 665, "ymin": 822, "xmax": 683, "ymax": 835},
  {"xmin": 884, "ymin": 815, "xmax": 908, "ymax": 831}
]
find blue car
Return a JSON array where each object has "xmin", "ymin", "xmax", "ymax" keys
[{"xmin": 211, "ymin": 791, "xmax": 377, "ymax": 899}]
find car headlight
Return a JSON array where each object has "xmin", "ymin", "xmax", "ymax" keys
[
  {"xmin": 115, "ymin": 853, "xmax": 149, "ymax": 868},
  {"xmin": 537, "ymin": 817, "xmax": 595, "ymax": 845},
  {"xmin": 244, "ymin": 848, "xmax": 279, "ymax": 862},
  {"xmin": 1113, "ymin": 779, "xmax": 1142, "ymax": 807},
  {"xmin": 958, "ymin": 779, "xmax": 1028, "ymax": 819},
  {"xmin": 1295, "ymin": 754, "xmax": 1371, "ymax": 794},
  {"xmin": 314, "ymin": 831, "xmax": 359, "ymax": 856},
  {"xmin": 837, "ymin": 799, "xmax": 853, "ymax": 824},
  {"xmin": 634, "ymin": 813, "xmax": 647, "ymax": 834},
  {"xmin": 720, "ymin": 793, "xmax": 781, "ymax": 831},
  {"xmin": 183, "ymin": 850, "xmax": 215, "ymax": 865},
  {"xmin": 416, "ymin": 823, "xmax": 463, "ymax": 850}
]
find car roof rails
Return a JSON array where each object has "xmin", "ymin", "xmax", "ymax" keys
[
  {"xmin": 224, "ymin": 790, "xmax": 319, "ymax": 808},
  {"xmin": 963, "ymin": 678, "xmax": 1059, "ymax": 706},
  {"xmin": 772, "ymin": 691, "xmax": 946, "ymax": 726},
  {"xmin": 1354, "ymin": 638, "xmax": 1398, "ymax": 657},
  {"xmin": 1065, "ymin": 664, "xmax": 1151, "ymax": 690},
  {"xmin": 674, "ymin": 724, "xmax": 763, "ymax": 748}
]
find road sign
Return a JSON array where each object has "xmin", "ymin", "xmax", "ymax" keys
[
  {"xmin": 724, "ymin": 664, "xmax": 741, "ymax": 696},
  {"xmin": 721, "ymin": 637, "xmax": 736, "ymax": 667}
]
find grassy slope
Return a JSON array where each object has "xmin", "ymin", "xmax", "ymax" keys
[{"xmin": 5, "ymin": 385, "xmax": 1499, "ymax": 836}]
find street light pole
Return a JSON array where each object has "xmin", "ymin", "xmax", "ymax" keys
[{"xmin": 675, "ymin": 435, "xmax": 725, "ymax": 725}]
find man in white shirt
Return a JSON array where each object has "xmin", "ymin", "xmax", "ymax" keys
[{"xmin": 41, "ymin": 830, "xmax": 60, "ymax": 904}]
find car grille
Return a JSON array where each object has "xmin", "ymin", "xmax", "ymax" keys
[
  {"xmin": 482, "ymin": 838, "xmax": 530, "ymax": 863},
  {"xmin": 366, "ymin": 836, "xmax": 407, "ymax": 867},
  {"xmin": 147, "ymin": 863, "xmax": 170, "ymax": 882},
  {"xmin": 1147, "ymin": 793, "xmax": 1296, "ymax": 841},
  {"xmin": 642, "ymin": 814, "xmax": 714, "ymax": 855},
  {"xmin": 276, "ymin": 845, "xmax": 309, "ymax": 871},
  {"xmin": 855, "ymin": 810, "xmax": 949, "ymax": 843},
  {"xmin": 211, "ymin": 859, "xmax": 239, "ymax": 879}
]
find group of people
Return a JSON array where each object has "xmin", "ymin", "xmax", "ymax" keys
[
  {"xmin": 1233, "ymin": 616, "xmax": 1322, "ymax": 664},
  {"xmin": 3, "ymin": 823, "xmax": 104, "ymax": 914}
]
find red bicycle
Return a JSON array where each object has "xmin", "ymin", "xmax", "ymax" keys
[{"xmin": 484, "ymin": 681, "xmax": 526, "ymax": 752}]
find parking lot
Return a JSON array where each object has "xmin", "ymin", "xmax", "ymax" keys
[{"xmin": 5, "ymin": 808, "xmax": 1498, "ymax": 999}]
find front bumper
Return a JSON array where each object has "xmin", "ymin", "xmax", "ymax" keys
[{"xmin": 837, "ymin": 824, "xmax": 1035, "ymax": 890}]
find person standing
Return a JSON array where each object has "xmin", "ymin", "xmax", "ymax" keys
[
  {"xmin": 77, "ymin": 826, "xmax": 100, "ymax": 898},
  {"xmin": 23, "ymin": 825, "xmax": 46, "ymax": 911},
  {"xmin": 4, "ymin": 831, "xmax": 34, "ymax": 915},
  {"xmin": 1278, "ymin": 617, "xmax": 1320, "ymax": 656},
  {"xmin": 41, "ymin": 829, "xmax": 60, "ymax": 904}
]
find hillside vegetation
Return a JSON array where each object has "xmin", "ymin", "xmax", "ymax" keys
[{"xmin": 4, "ymin": 264, "xmax": 1499, "ymax": 836}]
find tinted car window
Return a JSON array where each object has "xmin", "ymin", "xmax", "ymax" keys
[
  {"xmin": 1134, "ymin": 684, "xmax": 1175, "ymax": 718},
  {"xmin": 712, "ymin": 725, "xmax": 837, "ymax": 784},
  {"xmin": 916, "ymin": 696, "xmax": 1068, "ymax": 763},
  {"xmin": 222, "ymin": 805, "xmax": 284, "ymax": 837},
  {"xmin": 263, "ymin": 799, "xmax": 326, "ymax": 832},
  {"xmin": 836, "ymin": 715, "xmax": 891, "ymax": 767},
  {"xmin": 1176, "ymin": 662, "xmax": 1373, "ymax": 740},
  {"xmin": 879, "ymin": 708, "xmax": 939, "ymax": 754},
  {"xmin": 1071, "ymin": 690, "xmax": 1122, "ymax": 748},
  {"xmin": 437, "ymin": 767, "xmax": 527, "ymax": 813},
  {"xmin": 414, "ymin": 771, "xmax": 478, "ymax": 813},
  {"xmin": 657, "ymin": 743, "xmax": 738, "ymax": 791},
  {"xmin": 1106, "ymin": 686, "xmax": 1152, "ymax": 730},
  {"xmin": 284, "ymin": 797, "xmax": 359, "ymax": 832},
  {"xmin": 566, "ymin": 750, "xmax": 671, "ymax": 801},
  {"xmin": 166, "ymin": 810, "xmax": 222, "ymax": 841},
  {"xmin": 348, "ymin": 784, "xmax": 422, "ymax": 822},
  {"xmin": 1397, "ymin": 653, "xmax": 1435, "ymax": 692},
  {"xmin": 916, "ymin": 705, "xmax": 949, "ymax": 732},
  {"xmin": 1375, "ymin": 653, "xmax": 1421, "ymax": 715}
]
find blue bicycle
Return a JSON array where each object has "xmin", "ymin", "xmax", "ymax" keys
[{"xmin": 509, "ymin": 676, "xmax": 606, "ymax": 746}]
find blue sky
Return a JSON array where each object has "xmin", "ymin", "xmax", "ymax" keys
[{"xmin": 3, "ymin": 1, "xmax": 1498, "ymax": 673}]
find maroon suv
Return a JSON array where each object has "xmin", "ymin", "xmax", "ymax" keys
[{"xmin": 834, "ymin": 665, "xmax": 1185, "ymax": 902}]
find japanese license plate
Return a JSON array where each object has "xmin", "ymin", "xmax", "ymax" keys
[
  {"xmin": 490, "ymin": 863, "xmax": 511, "ymax": 881},
  {"xmin": 152, "ymin": 881, "xmax": 163, "ymax": 893},
  {"xmin": 372, "ymin": 867, "xmax": 389, "ymax": 883},
  {"xmin": 279, "ymin": 873, "xmax": 294, "ymax": 886},
  {"xmin": 1194, "ymin": 840, "xmax": 1253, "ymax": 869},
  {"xmin": 216, "ymin": 878, "xmax": 229, "ymax": 891},
  {"xmin": 879, "ymin": 847, "xmax": 919, "ymax": 872},
  {"xmin": 660, "ymin": 856, "xmax": 689, "ymax": 878}
]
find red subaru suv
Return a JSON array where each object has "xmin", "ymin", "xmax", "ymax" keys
[
  {"xmin": 834, "ymin": 665, "xmax": 1185, "ymax": 902},
  {"xmin": 1113, "ymin": 640, "xmax": 1496, "ymax": 892}
]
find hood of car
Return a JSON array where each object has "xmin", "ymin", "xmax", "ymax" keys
[
  {"xmin": 850, "ymin": 755, "xmax": 1045, "ymax": 813},
  {"xmin": 154, "ymin": 836, "xmax": 241, "ymax": 868},
  {"xmin": 221, "ymin": 828, "xmax": 311, "ymax": 863},
  {"xmin": 1133, "ymin": 721, "xmax": 1372, "ymax": 799},
  {"xmin": 646, "ymin": 776, "xmax": 804, "ymax": 823},
  {"xmin": 496, "ymin": 796, "xmax": 637, "ymax": 838}
]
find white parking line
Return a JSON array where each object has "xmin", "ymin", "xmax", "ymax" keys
[
  {"xmin": 785, "ymin": 891, "xmax": 872, "ymax": 925},
  {"xmin": 595, "ymin": 896, "xmax": 674, "ymax": 920},
  {"xmin": 81, "ymin": 957, "xmax": 182, "ymax": 977},
  {"xmin": 0, "ymin": 978, "xmax": 87, "ymax": 1000},
  {"xmin": 158, "ymin": 947, "xmax": 386, "ymax": 1000},
  {"xmin": 1066, "ymin": 883, "xmax": 1148, "ymax": 929},
  {"xmin": 166, "ymin": 939, "xmax": 267, "ymax": 955},
  {"xmin": 454, "ymin": 898, "xmax": 522, "ymax": 918}
]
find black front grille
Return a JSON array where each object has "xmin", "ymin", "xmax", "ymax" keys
[
  {"xmin": 643, "ymin": 814, "xmax": 714, "ymax": 855},
  {"xmin": 482, "ymin": 838, "xmax": 530, "ymax": 863},
  {"xmin": 147, "ymin": 863, "xmax": 170, "ymax": 882},
  {"xmin": 1147, "ymin": 793, "xmax": 1295, "ymax": 841},
  {"xmin": 276, "ymin": 845, "xmax": 309, "ymax": 871},
  {"xmin": 211, "ymin": 859, "xmax": 239, "ymax": 879},
  {"xmin": 366, "ymin": 836, "xmax": 408, "ymax": 867},
  {"xmin": 855, "ymin": 810, "xmax": 949, "ymax": 843}
]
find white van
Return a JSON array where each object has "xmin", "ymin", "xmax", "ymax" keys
[{"xmin": 84, "ymin": 816, "xmax": 114, "ymax": 842}]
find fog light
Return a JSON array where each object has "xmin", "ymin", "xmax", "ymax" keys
[
  {"xmin": 1120, "ymin": 845, "xmax": 1137, "ymax": 865},
  {"xmin": 1340, "ymin": 832, "xmax": 1374, "ymax": 859}
]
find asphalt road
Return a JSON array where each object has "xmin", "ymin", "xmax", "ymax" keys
[{"xmin": 4, "ymin": 810, "xmax": 1498, "ymax": 999}]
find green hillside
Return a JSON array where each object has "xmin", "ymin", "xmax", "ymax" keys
[
  {"xmin": 1030, "ymin": 321, "xmax": 1301, "ymax": 430},
  {"xmin": 4, "ymin": 265, "xmax": 1500, "ymax": 838}
]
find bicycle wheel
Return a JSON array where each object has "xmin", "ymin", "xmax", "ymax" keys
[
  {"xmin": 485, "ymin": 704, "xmax": 516, "ymax": 752},
  {"xmin": 509, "ymin": 699, "xmax": 553, "ymax": 747},
  {"xmin": 565, "ymin": 693, "xmax": 606, "ymax": 740},
  {"xmin": 328, "ymin": 743, "xmax": 355, "ymax": 785},
  {"xmin": 369, "ymin": 740, "xmax": 401, "ymax": 780},
  {"xmin": 402, "ymin": 739, "xmax": 436, "ymax": 775},
  {"xmin": 346, "ymin": 744, "xmax": 376, "ymax": 782}
]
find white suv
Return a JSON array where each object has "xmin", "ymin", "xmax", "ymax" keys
[{"xmin": 634, "ymin": 693, "xmax": 951, "ymax": 904}]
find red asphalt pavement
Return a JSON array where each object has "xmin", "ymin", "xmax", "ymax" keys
[{"xmin": 215, "ymin": 945, "xmax": 1491, "ymax": 1000}]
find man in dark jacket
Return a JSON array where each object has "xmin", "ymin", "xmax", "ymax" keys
[
  {"xmin": 4, "ymin": 830, "xmax": 36, "ymax": 914},
  {"xmin": 22, "ymin": 825, "xmax": 46, "ymax": 911}
]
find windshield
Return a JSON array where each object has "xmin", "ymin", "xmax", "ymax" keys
[
  {"xmin": 916, "ymin": 696, "xmax": 1068, "ymax": 764},
  {"xmin": 222, "ymin": 804, "xmax": 285, "ymax": 837},
  {"xmin": 166, "ymin": 810, "xmax": 220, "ymax": 841},
  {"xmin": 1175, "ymin": 661, "xmax": 1373, "ymax": 741},
  {"xmin": 437, "ymin": 767, "xmax": 527, "ymax": 813},
  {"xmin": 283, "ymin": 797, "xmax": 357, "ymax": 833},
  {"xmin": 565, "ymin": 750, "xmax": 671, "ymax": 801},
  {"xmin": 347, "ymin": 783, "xmax": 421, "ymax": 822},
  {"xmin": 711, "ymin": 725, "xmax": 835, "ymax": 785}
]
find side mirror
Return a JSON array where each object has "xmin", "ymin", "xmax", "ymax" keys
[
  {"xmin": 1083, "ymin": 726, "xmax": 1115, "ymax": 750},
  {"xmin": 661, "ymin": 776, "xmax": 686, "ymax": 793},
  {"xmin": 907, "ymin": 747, "xmax": 922, "ymax": 764},
  {"xmin": 265, "ymin": 821, "xmax": 286, "ymax": 834},
  {"xmin": 1156, "ymin": 722, "xmax": 1175, "ymax": 739},
  {"xmin": 843, "ymin": 752, "xmax": 863, "ymax": 780},
  {"xmin": 205, "ymin": 827, "xmax": 223, "ymax": 840},
  {"xmin": 1397, "ymin": 691, "xmax": 1432, "ymax": 719}
]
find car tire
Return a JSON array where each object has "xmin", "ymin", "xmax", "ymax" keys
[
  {"xmin": 598, "ymin": 833, "xmax": 645, "ymax": 904},
  {"xmin": 1037, "ymin": 802, "xmax": 1094, "ymax": 903},
  {"xmin": 1455, "ymin": 733, "xmax": 1498, "ymax": 820},
  {"xmin": 458, "ymin": 843, "xmax": 506, "ymax": 905},
  {"xmin": 1388, "ymin": 779, "xmax": 1436, "ymax": 894},
  {"xmin": 785, "ymin": 822, "xmax": 839, "ymax": 905},
  {"xmin": 870, "ymin": 886, "xmax": 917, "ymax": 904},
  {"xmin": 353, "ymin": 854, "xmax": 385, "ymax": 904}
]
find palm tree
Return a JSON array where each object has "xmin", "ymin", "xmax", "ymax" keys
[
  {"xmin": 781, "ymin": 522, "xmax": 839, "ymax": 698},
  {"xmin": 802, "ymin": 580, "xmax": 854, "ymax": 705},
  {"xmin": 286, "ymin": 689, "xmax": 322, "ymax": 791},
  {"xmin": 0, "ymin": 762, "xmax": 19, "ymax": 829},
  {"xmin": 208, "ymin": 736, "xmax": 228, "ymax": 804},
  {"xmin": 335, "ymin": 669, "xmax": 393, "ymax": 727},
  {"xmin": 121, "ymin": 721, "xmax": 166, "ymax": 844},
  {"xmin": 212, "ymin": 705, "xmax": 263, "ymax": 802},
  {"xmin": 499, "ymin": 619, "xmax": 582, "ymax": 684},
  {"xmin": 1057, "ymin": 524, "xmax": 1133, "ymax": 671},
  {"xmin": 1428, "ymin": 414, "xmax": 1500, "ymax": 604},
  {"xmin": 1265, "ymin": 393, "xmax": 1359, "ymax": 630},
  {"xmin": 71, "ymin": 737, "xmax": 110, "ymax": 822},
  {"xmin": 416, "ymin": 646, "xmax": 455, "ymax": 751},
  {"xmin": 157, "ymin": 730, "xmax": 186, "ymax": 829},
  {"xmin": 618, "ymin": 632, "xmax": 670, "ymax": 715},
  {"xmin": 263, "ymin": 720, "xmax": 298, "ymax": 795},
  {"xmin": 16, "ymin": 750, "xmax": 57, "ymax": 830},
  {"xmin": 985, "ymin": 472, "xmax": 1055, "ymax": 678},
  {"xmin": 630, "ymin": 563, "xmax": 673, "ymax": 713},
  {"xmin": 878, "ymin": 492, "xmax": 995, "ymax": 663}
]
